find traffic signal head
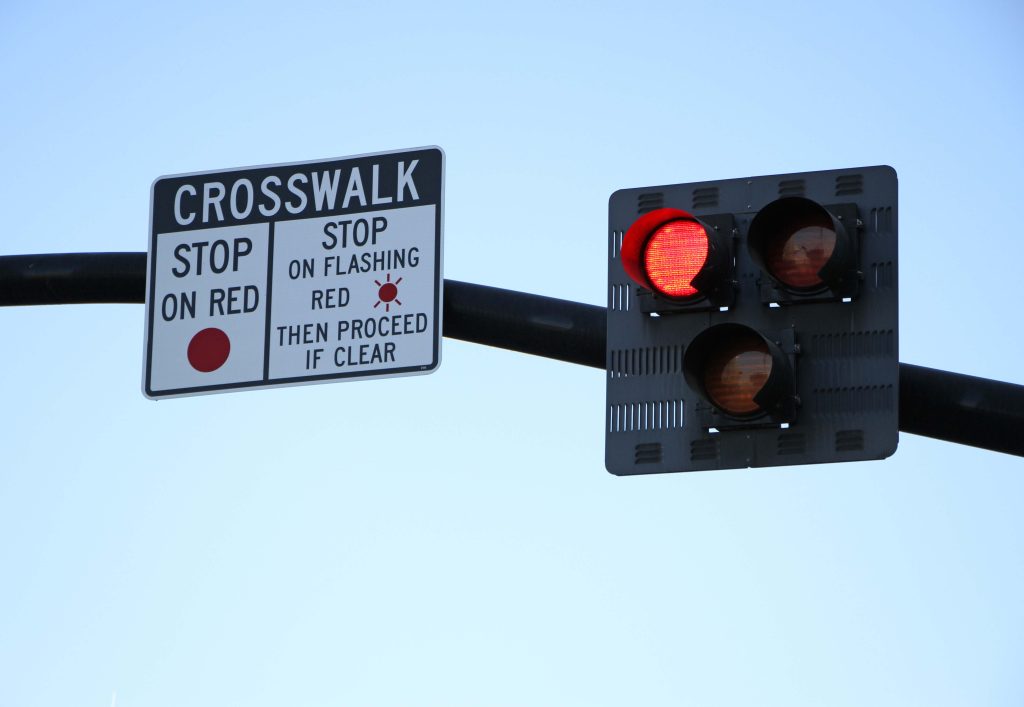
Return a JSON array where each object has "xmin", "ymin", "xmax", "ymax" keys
[{"xmin": 606, "ymin": 166, "xmax": 898, "ymax": 474}]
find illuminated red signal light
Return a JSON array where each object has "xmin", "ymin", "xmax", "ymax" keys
[
  {"xmin": 620, "ymin": 208, "xmax": 729, "ymax": 304},
  {"xmin": 748, "ymin": 197, "xmax": 853, "ymax": 294},
  {"xmin": 644, "ymin": 220, "xmax": 709, "ymax": 298}
]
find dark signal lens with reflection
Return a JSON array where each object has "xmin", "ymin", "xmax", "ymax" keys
[
  {"xmin": 683, "ymin": 323, "xmax": 796, "ymax": 423},
  {"xmin": 643, "ymin": 220, "xmax": 709, "ymax": 298},
  {"xmin": 749, "ymin": 197, "xmax": 849, "ymax": 293},
  {"xmin": 763, "ymin": 218, "xmax": 836, "ymax": 289},
  {"xmin": 703, "ymin": 331, "xmax": 772, "ymax": 416}
]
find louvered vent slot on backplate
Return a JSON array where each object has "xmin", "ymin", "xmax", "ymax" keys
[
  {"xmin": 692, "ymin": 187, "xmax": 719, "ymax": 209},
  {"xmin": 638, "ymin": 192, "xmax": 664, "ymax": 214},
  {"xmin": 871, "ymin": 206, "xmax": 893, "ymax": 233},
  {"xmin": 691, "ymin": 438, "xmax": 719, "ymax": 462},
  {"xmin": 607, "ymin": 346, "xmax": 684, "ymax": 378},
  {"xmin": 835, "ymin": 174, "xmax": 863, "ymax": 196},
  {"xmin": 609, "ymin": 284, "xmax": 631, "ymax": 311},
  {"xmin": 871, "ymin": 261, "xmax": 895, "ymax": 289},
  {"xmin": 778, "ymin": 179, "xmax": 805, "ymax": 197},
  {"xmin": 810, "ymin": 330, "xmax": 895, "ymax": 357},
  {"xmin": 814, "ymin": 386, "xmax": 895, "ymax": 415},
  {"xmin": 609, "ymin": 230, "xmax": 624, "ymax": 259},
  {"xmin": 777, "ymin": 432, "xmax": 806, "ymax": 456},
  {"xmin": 634, "ymin": 443, "xmax": 662, "ymax": 465},
  {"xmin": 836, "ymin": 429, "xmax": 865, "ymax": 452},
  {"xmin": 608, "ymin": 401, "xmax": 684, "ymax": 433}
]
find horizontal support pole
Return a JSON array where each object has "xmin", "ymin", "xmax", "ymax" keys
[
  {"xmin": 443, "ymin": 280, "xmax": 605, "ymax": 369},
  {"xmin": 0, "ymin": 252, "xmax": 146, "ymax": 305},
  {"xmin": 1, "ymin": 252, "xmax": 1022, "ymax": 457},
  {"xmin": 898, "ymin": 363, "xmax": 1024, "ymax": 457}
]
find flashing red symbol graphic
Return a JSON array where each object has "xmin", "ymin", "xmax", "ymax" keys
[
  {"xmin": 374, "ymin": 273, "xmax": 403, "ymax": 312},
  {"xmin": 187, "ymin": 327, "xmax": 231, "ymax": 372}
]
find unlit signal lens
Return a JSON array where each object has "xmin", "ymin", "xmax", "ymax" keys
[
  {"xmin": 703, "ymin": 332, "xmax": 772, "ymax": 416},
  {"xmin": 749, "ymin": 197, "xmax": 848, "ymax": 292},
  {"xmin": 764, "ymin": 220, "xmax": 837, "ymax": 289}
]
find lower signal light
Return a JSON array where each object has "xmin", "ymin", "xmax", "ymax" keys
[
  {"xmin": 703, "ymin": 331, "xmax": 772, "ymax": 416},
  {"xmin": 684, "ymin": 323, "xmax": 797, "ymax": 423}
]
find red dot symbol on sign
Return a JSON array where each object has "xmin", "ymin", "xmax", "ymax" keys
[
  {"xmin": 374, "ymin": 273, "xmax": 403, "ymax": 313},
  {"xmin": 187, "ymin": 327, "xmax": 231, "ymax": 372}
]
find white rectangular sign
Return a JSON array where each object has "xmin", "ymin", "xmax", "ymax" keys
[{"xmin": 143, "ymin": 147, "xmax": 444, "ymax": 398}]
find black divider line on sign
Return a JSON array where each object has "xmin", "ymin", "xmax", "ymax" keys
[{"xmin": 262, "ymin": 222, "xmax": 275, "ymax": 381}]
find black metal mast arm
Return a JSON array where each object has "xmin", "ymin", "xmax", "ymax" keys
[
  {"xmin": 1, "ymin": 252, "xmax": 1022, "ymax": 458},
  {"xmin": 898, "ymin": 364, "xmax": 1024, "ymax": 458},
  {"xmin": 443, "ymin": 280, "xmax": 605, "ymax": 369},
  {"xmin": 0, "ymin": 252, "xmax": 146, "ymax": 305}
]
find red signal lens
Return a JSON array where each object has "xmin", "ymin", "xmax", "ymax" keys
[
  {"xmin": 643, "ymin": 220, "xmax": 709, "ymax": 299},
  {"xmin": 703, "ymin": 332, "xmax": 772, "ymax": 416}
]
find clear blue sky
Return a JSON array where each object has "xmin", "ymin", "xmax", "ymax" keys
[{"xmin": 1, "ymin": 1, "xmax": 1022, "ymax": 705}]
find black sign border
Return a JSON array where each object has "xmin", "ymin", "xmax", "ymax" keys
[{"xmin": 143, "ymin": 146, "xmax": 444, "ymax": 399}]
